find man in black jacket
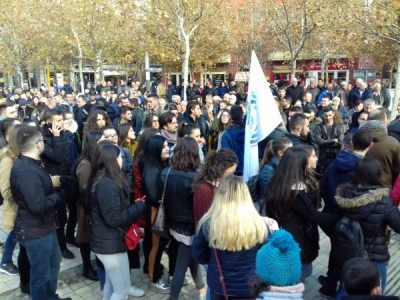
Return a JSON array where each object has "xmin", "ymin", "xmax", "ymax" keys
[
  {"xmin": 40, "ymin": 110, "xmax": 77, "ymax": 259},
  {"xmin": 10, "ymin": 126, "xmax": 71, "ymax": 300}
]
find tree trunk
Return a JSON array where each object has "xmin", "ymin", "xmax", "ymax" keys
[
  {"xmin": 182, "ymin": 34, "xmax": 190, "ymax": 101},
  {"xmin": 390, "ymin": 51, "xmax": 400, "ymax": 120},
  {"xmin": 320, "ymin": 47, "xmax": 326, "ymax": 83},
  {"xmin": 71, "ymin": 25, "xmax": 84, "ymax": 94},
  {"xmin": 96, "ymin": 49, "xmax": 103, "ymax": 81},
  {"xmin": 291, "ymin": 59, "xmax": 296, "ymax": 82}
]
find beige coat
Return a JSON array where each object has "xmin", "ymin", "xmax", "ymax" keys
[{"xmin": 0, "ymin": 147, "xmax": 17, "ymax": 230}]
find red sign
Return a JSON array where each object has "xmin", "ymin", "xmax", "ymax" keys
[{"xmin": 305, "ymin": 60, "xmax": 350, "ymax": 71}]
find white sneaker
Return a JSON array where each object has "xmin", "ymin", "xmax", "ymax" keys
[{"xmin": 128, "ymin": 286, "xmax": 145, "ymax": 297}]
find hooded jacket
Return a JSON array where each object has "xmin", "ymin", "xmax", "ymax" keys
[
  {"xmin": 336, "ymin": 186, "xmax": 400, "ymax": 262},
  {"xmin": 361, "ymin": 121, "xmax": 400, "ymax": 188},
  {"xmin": 220, "ymin": 122, "xmax": 245, "ymax": 176},
  {"xmin": 320, "ymin": 150, "xmax": 363, "ymax": 213}
]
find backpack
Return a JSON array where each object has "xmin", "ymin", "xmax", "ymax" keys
[
  {"xmin": 331, "ymin": 216, "xmax": 366, "ymax": 263},
  {"xmin": 247, "ymin": 175, "xmax": 260, "ymax": 203}
]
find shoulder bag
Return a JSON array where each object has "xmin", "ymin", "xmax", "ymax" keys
[{"xmin": 151, "ymin": 167, "xmax": 171, "ymax": 239}]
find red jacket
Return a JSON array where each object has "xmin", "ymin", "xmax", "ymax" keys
[{"xmin": 390, "ymin": 173, "xmax": 400, "ymax": 206}]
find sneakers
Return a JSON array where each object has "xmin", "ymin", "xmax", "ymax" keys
[
  {"xmin": 128, "ymin": 286, "xmax": 145, "ymax": 297},
  {"xmin": 148, "ymin": 279, "xmax": 170, "ymax": 294},
  {"xmin": 0, "ymin": 263, "xmax": 19, "ymax": 276},
  {"xmin": 319, "ymin": 286, "xmax": 336, "ymax": 299}
]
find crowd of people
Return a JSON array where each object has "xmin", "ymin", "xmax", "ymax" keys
[{"xmin": 0, "ymin": 76, "xmax": 399, "ymax": 300}]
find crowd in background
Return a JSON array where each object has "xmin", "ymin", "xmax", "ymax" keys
[{"xmin": 0, "ymin": 75, "xmax": 399, "ymax": 300}]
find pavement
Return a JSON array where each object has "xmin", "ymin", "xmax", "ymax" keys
[{"xmin": 1, "ymin": 207, "xmax": 400, "ymax": 299}]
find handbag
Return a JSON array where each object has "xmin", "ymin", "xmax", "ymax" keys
[
  {"xmin": 119, "ymin": 223, "xmax": 142, "ymax": 250},
  {"xmin": 151, "ymin": 167, "xmax": 171, "ymax": 239},
  {"xmin": 213, "ymin": 248, "xmax": 255, "ymax": 300}
]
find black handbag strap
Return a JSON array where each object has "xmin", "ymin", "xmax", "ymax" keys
[{"xmin": 160, "ymin": 167, "xmax": 171, "ymax": 203}]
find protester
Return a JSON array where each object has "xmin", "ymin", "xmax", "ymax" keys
[
  {"xmin": 340, "ymin": 258, "xmax": 399, "ymax": 300},
  {"xmin": 334, "ymin": 158, "xmax": 400, "ymax": 298},
  {"xmin": 251, "ymin": 230, "xmax": 304, "ymax": 300},
  {"xmin": 89, "ymin": 142, "xmax": 146, "ymax": 299},
  {"xmin": 258, "ymin": 137, "xmax": 292, "ymax": 195},
  {"xmin": 193, "ymin": 175, "xmax": 272, "ymax": 300},
  {"xmin": 142, "ymin": 135, "xmax": 171, "ymax": 293},
  {"xmin": 75, "ymin": 131, "xmax": 104, "ymax": 282},
  {"xmin": 161, "ymin": 137, "xmax": 207, "ymax": 300},
  {"xmin": 10, "ymin": 126, "xmax": 71, "ymax": 300},
  {"xmin": 260, "ymin": 147, "xmax": 320, "ymax": 278},
  {"xmin": 192, "ymin": 149, "xmax": 238, "ymax": 225}
]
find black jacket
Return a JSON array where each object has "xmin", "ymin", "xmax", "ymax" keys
[
  {"xmin": 286, "ymin": 85, "xmax": 304, "ymax": 103},
  {"xmin": 161, "ymin": 167, "xmax": 198, "ymax": 236},
  {"xmin": 90, "ymin": 175, "xmax": 145, "ymax": 255},
  {"xmin": 287, "ymin": 132, "xmax": 308, "ymax": 147},
  {"xmin": 40, "ymin": 127, "xmax": 75, "ymax": 176},
  {"xmin": 336, "ymin": 186, "xmax": 400, "ymax": 262},
  {"xmin": 142, "ymin": 162, "xmax": 163, "ymax": 207},
  {"xmin": 11, "ymin": 155, "xmax": 63, "ymax": 240}
]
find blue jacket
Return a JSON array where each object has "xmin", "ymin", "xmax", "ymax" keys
[
  {"xmin": 320, "ymin": 150, "xmax": 362, "ymax": 213},
  {"xmin": 349, "ymin": 88, "xmax": 371, "ymax": 108},
  {"xmin": 317, "ymin": 89, "xmax": 336, "ymax": 105},
  {"xmin": 258, "ymin": 157, "xmax": 279, "ymax": 195},
  {"xmin": 192, "ymin": 220, "xmax": 261, "ymax": 298},
  {"xmin": 217, "ymin": 86, "xmax": 229, "ymax": 97},
  {"xmin": 220, "ymin": 122, "xmax": 245, "ymax": 176},
  {"xmin": 107, "ymin": 103, "xmax": 120, "ymax": 121}
]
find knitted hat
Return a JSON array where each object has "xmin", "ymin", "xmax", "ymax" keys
[{"xmin": 256, "ymin": 229, "xmax": 301, "ymax": 286}]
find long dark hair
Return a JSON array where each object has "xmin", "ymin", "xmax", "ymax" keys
[
  {"xmin": 142, "ymin": 135, "xmax": 167, "ymax": 170},
  {"xmin": 262, "ymin": 147, "xmax": 316, "ymax": 219},
  {"xmin": 143, "ymin": 113, "xmax": 157, "ymax": 129},
  {"xmin": 339, "ymin": 158, "xmax": 383, "ymax": 196},
  {"xmin": 90, "ymin": 141, "xmax": 129, "ymax": 190},
  {"xmin": 170, "ymin": 137, "xmax": 200, "ymax": 171},
  {"xmin": 77, "ymin": 130, "xmax": 103, "ymax": 164},
  {"xmin": 133, "ymin": 127, "xmax": 160, "ymax": 164},
  {"xmin": 192, "ymin": 149, "xmax": 238, "ymax": 192},
  {"xmin": 118, "ymin": 123, "xmax": 134, "ymax": 147}
]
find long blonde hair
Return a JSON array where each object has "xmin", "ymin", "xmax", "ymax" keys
[{"xmin": 197, "ymin": 175, "xmax": 267, "ymax": 251}]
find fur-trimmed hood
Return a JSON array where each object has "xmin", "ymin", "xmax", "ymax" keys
[{"xmin": 335, "ymin": 186, "xmax": 390, "ymax": 220}]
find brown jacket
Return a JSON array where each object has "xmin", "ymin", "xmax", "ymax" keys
[
  {"xmin": 0, "ymin": 147, "xmax": 17, "ymax": 230},
  {"xmin": 365, "ymin": 125, "xmax": 400, "ymax": 188}
]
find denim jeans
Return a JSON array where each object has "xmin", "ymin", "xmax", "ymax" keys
[
  {"xmin": 95, "ymin": 252, "xmax": 130, "ymax": 300},
  {"xmin": 302, "ymin": 262, "xmax": 313, "ymax": 278},
  {"xmin": 169, "ymin": 242, "xmax": 205, "ymax": 300},
  {"xmin": 1, "ymin": 230, "xmax": 17, "ymax": 265},
  {"xmin": 334, "ymin": 261, "xmax": 387, "ymax": 300},
  {"xmin": 19, "ymin": 232, "xmax": 62, "ymax": 300},
  {"xmin": 202, "ymin": 265, "xmax": 211, "ymax": 300}
]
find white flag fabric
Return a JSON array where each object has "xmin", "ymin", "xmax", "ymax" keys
[{"xmin": 243, "ymin": 51, "xmax": 283, "ymax": 181}]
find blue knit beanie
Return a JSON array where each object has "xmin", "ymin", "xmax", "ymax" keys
[{"xmin": 256, "ymin": 229, "xmax": 302, "ymax": 286}]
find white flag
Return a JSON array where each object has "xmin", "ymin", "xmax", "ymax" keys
[{"xmin": 243, "ymin": 51, "xmax": 282, "ymax": 181}]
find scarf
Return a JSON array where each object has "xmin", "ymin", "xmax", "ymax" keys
[{"xmin": 160, "ymin": 129, "xmax": 177, "ymax": 145}]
